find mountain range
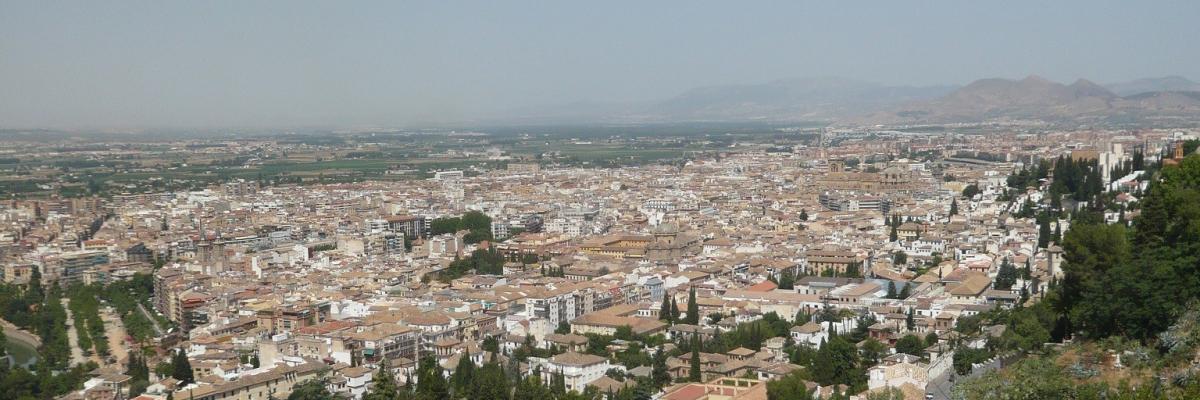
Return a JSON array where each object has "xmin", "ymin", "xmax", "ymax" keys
[
  {"xmin": 501, "ymin": 75, "xmax": 1200, "ymax": 126},
  {"xmin": 851, "ymin": 75, "xmax": 1200, "ymax": 126}
]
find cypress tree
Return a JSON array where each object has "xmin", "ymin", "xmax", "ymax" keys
[
  {"xmin": 670, "ymin": 298, "xmax": 680, "ymax": 322},
  {"xmin": 659, "ymin": 293, "xmax": 672, "ymax": 322},
  {"xmin": 416, "ymin": 356, "xmax": 449, "ymax": 400},
  {"xmin": 364, "ymin": 358, "xmax": 399, "ymax": 400},
  {"xmin": 686, "ymin": 286, "xmax": 699, "ymax": 325},
  {"xmin": 689, "ymin": 333, "xmax": 702, "ymax": 382},
  {"xmin": 172, "ymin": 349, "xmax": 194, "ymax": 384},
  {"xmin": 451, "ymin": 350, "xmax": 475, "ymax": 394}
]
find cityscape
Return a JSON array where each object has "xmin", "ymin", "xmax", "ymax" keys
[{"xmin": 3, "ymin": 2, "xmax": 1200, "ymax": 400}]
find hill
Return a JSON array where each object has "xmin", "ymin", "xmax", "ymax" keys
[
  {"xmin": 848, "ymin": 75, "xmax": 1200, "ymax": 126},
  {"xmin": 1104, "ymin": 76, "xmax": 1200, "ymax": 96}
]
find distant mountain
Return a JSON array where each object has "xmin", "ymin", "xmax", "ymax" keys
[
  {"xmin": 487, "ymin": 75, "xmax": 1200, "ymax": 126},
  {"xmin": 1105, "ymin": 76, "xmax": 1200, "ymax": 96},
  {"xmin": 850, "ymin": 75, "xmax": 1200, "ymax": 126},
  {"xmin": 641, "ymin": 77, "xmax": 957, "ymax": 122}
]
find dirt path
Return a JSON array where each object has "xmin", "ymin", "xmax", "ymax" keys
[
  {"xmin": 60, "ymin": 298, "xmax": 91, "ymax": 366},
  {"xmin": 102, "ymin": 307, "xmax": 130, "ymax": 365},
  {"xmin": 0, "ymin": 318, "xmax": 41, "ymax": 348}
]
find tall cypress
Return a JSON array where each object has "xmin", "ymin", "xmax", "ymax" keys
[
  {"xmin": 659, "ymin": 293, "xmax": 672, "ymax": 322},
  {"xmin": 686, "ymin": 286, "xmax": 699, "ymax": 325},
  {"xmin": 689, "ymin": 333, "xmax": 702, "ymax": 382}
]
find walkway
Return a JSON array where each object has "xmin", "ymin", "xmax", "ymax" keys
[
  {"xmin": 136, "ymin": 302, "xmax": 165, "ymax": 337},
  {"xmin": 60, "ymin": 298, "xmax": 91, "ymax": 366}
]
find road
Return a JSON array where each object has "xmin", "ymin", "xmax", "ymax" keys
[{"xmin": 137, "ymin": 302, "xmax": 165, "ymax": 336}]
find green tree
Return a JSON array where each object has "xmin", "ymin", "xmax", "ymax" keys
[
  {"xmin": 949, "ymin": 198, "xmax": 958, "ymax": 216},
  {"xmin": 689, "ymin": 333, "xmax": 702, "ymax": 382},
  {"xmin": 1038, "ymin": 217, "xmax": 1051, "ymax": 248},
  {"xmin": 809, "ymin": 335, "xmax": 860, "ymax": 386},
  {"xmin": 651, "ymin": 346, "xmax": 671, "ymax": 388},
  {"xmin": 416, "ymin": 356, "xmax": 449, "ymax": 400},
  {"xmin": 288, "ymin": 373, "xmax": 336, "ymax": 400},
  {"xmin": 778, "ymin": 270, "xmax": 795, "ymax": 290},
  {"xmin": 364, "ymin": 358, "xmax": 399, "ymax": 400},
  {"xmin": 659, "ymin": 294, "xmax": 672, "ymax": 323},
  {"xmin": 172, "ymin": 349, "xmax": 194, "ymax": 384},
  {"xmin": 451, "ymin": 350, "xmax": 475, "ymax": 395},
  {"xmin": 766, "ymin": 370, "xmax": 814, "ymax": 400},
  {"xmin": 685, "ymin": 286, "xmax": 699, "ymax": 325},
  {"xmin": 962, "ymin": 184, "xmax": 981, "ymax": 198},
  {"xmin": 995, "ymin": 258, "xmax": 1018, "ymax": 290},
  {"xmin": 471, "ymin": 363, "xmax": 509, "ymax": 400},
  {"xmin": 894, "ymin": 334, "xmax": 923, "ymax": 357}
]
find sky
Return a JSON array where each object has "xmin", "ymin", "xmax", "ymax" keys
[{"xmin": 1, "ymin": 1, "xmax": 1198, "ymax": 130}]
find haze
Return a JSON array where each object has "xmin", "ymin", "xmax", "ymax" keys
[{"xmin": 2, "ymin": 1, "xmax": 1198, "ymax": 130}]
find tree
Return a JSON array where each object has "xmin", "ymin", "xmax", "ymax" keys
[
  {"xmin": 766, "ymin": 371, "xmax": 814, "ymax": 400},
  {"xmin": 689, "ymin": 333, "xmax": 702, "ymax": 382},
  {"xmin": 512, "ymin": 375, "xmax": 553, "ymax": 400},
  {"xmin": 898, "ymin": 282, "xmax": 911, "ymax": 299},
  {"xmin": 659, "ymin": 294, "xmax": 672, "ymax": 322},
  {"xmin": 861, "ymin": 338, "xmax": 887, "ymax": 366},
  {"xmin": 416, "ymin": 356, "xmax": 449, "ymax": 400},
  {"xmin": 471, "ymin": 363, "xmax": 509, "ymax": 400},
  {"xmin": 1038, "ymin": 217, "xmax": 1052, "ymax": 248},
  {"xmin": 949, "ymin": 198, "xmax": 959, "ymax": 216},
  {"xmin": 685, "ymin": 286, "xmax": 699, "ymax": 325},
  {"xmin": 670, "ymin": 298, "xmax": 680, "ymax": 322},
  {"xmin": 995, "ymin": 258, "xmax": 1018, "ymax": 290},
  {"xmin": 962, "ymin": 184, "xmax": 981, "ymax": 198},
  {"xmin": 451, "ymin": 350, "xmax": 475, "ymax": 394},
  {"xmin": 886, "ymin": 281, "xmax": 897, "ymax": 299},
  {"xmin": 288, "ymin": 373, "xmax": 336, "ymax": 400},
  {"xmin": 799, "ymin": 209, "xmax": 809, "ymax": 221},
  {"xmin": 364, "ymin": 358, "xmax": 399, "ymax": 400},
  {"xmin": 809, "ymin": 335, "xmax": 860, "ymax": 386},
  {"xmin": 651, "ymin": 346, "xmax": 671, "ymax": 388},
  {"xmin": 905, "ymin": 308, "xmax": 915, "ymax": 331},
  {"xmin": 895, "ymin": 334, "xmax": 924, "ymax": 356},
  {"xmin": 171, "ymin": 349, "xmax": 194, "ymax": 385},
  {"xmin": 778, "ymin": 270, "xmax": 795, "ymax": 290},
  {"xmin": 893, "ymin": 251, "xmax": 907, "ymax": 266}
]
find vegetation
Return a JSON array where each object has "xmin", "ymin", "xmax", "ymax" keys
[
  {"xmin": 429, "ymin": 211, "xmax": 493, "ymax": 243},
  {"xmin": 952, "ymin": 154, "xmax": 1200, "ymax": 398}
]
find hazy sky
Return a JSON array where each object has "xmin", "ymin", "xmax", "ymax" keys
[{"xmin": 2, "ymin": 1, "xmax": 1198, "ymax": 130}]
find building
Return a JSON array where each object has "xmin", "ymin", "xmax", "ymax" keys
[
  {"xmin": 173, "ymin": 361, "xmax": 326, "ymax": 400},
  {"xmin": 542, "ymin": 352, "xmax": 610, "ymax": 393}
]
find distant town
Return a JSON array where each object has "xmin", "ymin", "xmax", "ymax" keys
[{"xmin": 2, "ymin": 123, "xmax": 1194, "ymax": 400}]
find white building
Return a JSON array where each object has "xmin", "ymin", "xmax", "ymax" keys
[{"xmin": 542, "ymin": 352, "xmax": 611, "ymax": 392}]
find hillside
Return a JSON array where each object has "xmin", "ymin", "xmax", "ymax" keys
[{"xmin": 848, "ymin": 75, "xmax": 1200, "ymax": 126}]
